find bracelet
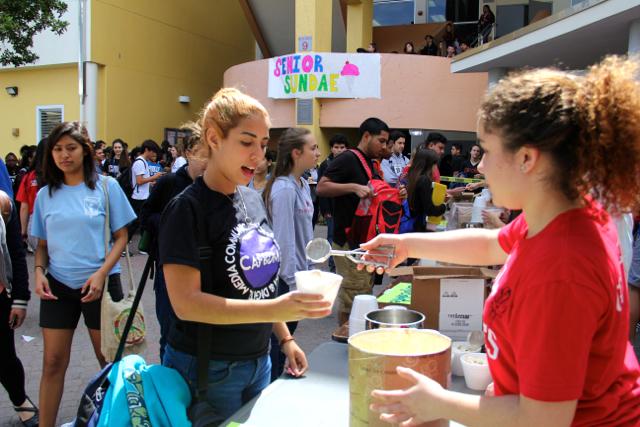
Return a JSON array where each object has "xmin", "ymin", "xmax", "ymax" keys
[
  {"xmin": 279, "ymin": 335, "xmax": 295, "ymax": 347},
  {"xmin": 35, "ymin": 265, "xmax": 46, "ymax": 273}
]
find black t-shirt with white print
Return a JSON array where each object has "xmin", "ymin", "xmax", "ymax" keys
[{"xmin": 159, "ymin": 177, "xmax": 280, "ymax": 361}]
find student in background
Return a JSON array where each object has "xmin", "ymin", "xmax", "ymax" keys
[
  {"xmin": 263, "ymin": 127, "xmax": 320, "ymax": 381},
  {"xmin": 0, "ymin": 190, "xmax": 38, "ymax": 426},
  {"xmin": 141, "ymin": 123, "xmax": 208, "ymax": 361},
  {"xmin": 248, "ymin": 150, "xmax": 275, "ymax": 195},
  {"xmin": 405, "ymin": 148, "xmax": 446, "ymax": 232},
  {"xmin": 381, "ymin": 131, "xmax": 409, "ymax": 187}
]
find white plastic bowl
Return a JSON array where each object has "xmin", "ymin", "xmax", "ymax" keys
[{"xmin": 460, "ymin": 352, "xmax": 492, "ymax": 391}]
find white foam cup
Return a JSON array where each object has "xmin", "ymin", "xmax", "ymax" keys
[
  {"xmin": 349, "ymin": 295, "xmax": 379, "ymax": 337},
  {"xmin": 295, "ymin": 270, "xmax": 343, "ymax": 309},
  {"xmin": 451, "ymin": 341, "xmax": 483, "ymax": 376},
  {"xmin": 461, "ymin": 352, "xmax": 492, "ymax": 391}
]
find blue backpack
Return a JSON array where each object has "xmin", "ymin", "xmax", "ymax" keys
[{"xmin": 399, "ymin": 199, "xmax": 417, "ymax": 234}]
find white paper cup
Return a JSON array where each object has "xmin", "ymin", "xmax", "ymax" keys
[
  {"xmin": 348, "ymin": 295, "xmax": 379, "ymax": 337},
  {"xmin": 451, "ymin": 341, "xmax": 483, "ymax": 376},
  {"xmin": 350, "ymin": 295, "xmax": 379, "ymax": 321},
  {"xmin": 295, "ymin": 270, "xmax": 343, "ymax": 309},
  {"xmin": 461, "ymin": 352, "xmax": 492, "ymax": 391},
  {"xmin": 348, "ymin": 318, "xmax": 366, "ymax": 337}
]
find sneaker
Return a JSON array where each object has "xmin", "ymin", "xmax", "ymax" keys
[{"xmin": 139, "ymin": 250, "xmax": 148, "ymax": 256}]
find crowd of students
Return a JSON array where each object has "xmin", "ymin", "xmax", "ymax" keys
[{"xmin": 0, "ymin": 55, "xmax": 639, "ymax": 427}]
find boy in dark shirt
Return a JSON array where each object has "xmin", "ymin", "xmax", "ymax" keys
[{"xmin": 317, "ymin": 118, "xmax": 389, "ymax": 325}]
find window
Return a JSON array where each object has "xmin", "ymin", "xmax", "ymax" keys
[
  {"xmin": 427, "ymin": 0, "xmax": 446, "ymax": 22},
  {"xmin": 36, "ymin": 105, "xmax": 64, "ymax": 142},
  {"xmin": 373, "ymin": 0, "xmax": 415, "ymax": 27}
]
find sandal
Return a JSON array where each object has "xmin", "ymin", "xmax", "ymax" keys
[{"xmin": 14, "ymin": 396, "xmax": 39, "ymax": 427}]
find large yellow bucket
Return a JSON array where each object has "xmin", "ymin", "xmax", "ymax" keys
[{"xmin": 348, "ymin": 328, "xmax": 452, "ymax": 427}]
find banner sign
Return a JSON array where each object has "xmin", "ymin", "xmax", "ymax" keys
[{"xmin": 268, "ymin": 52, "xmax": 381, "ymax": 99}]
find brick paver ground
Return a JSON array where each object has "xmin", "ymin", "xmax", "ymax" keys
[{"xmin": 1, "ymin": 226, "xmax": 639, "ymax": 426}]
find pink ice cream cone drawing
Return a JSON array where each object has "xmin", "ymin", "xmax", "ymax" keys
[{"xmin": 340, "ymin": 61, "xmax": 360, "ymax": 92}]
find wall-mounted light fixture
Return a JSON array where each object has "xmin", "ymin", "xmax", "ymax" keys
[
  {"xmin": 178, "ymin": 95, "xmax": 190, "ymax": 104},
  {"xmin": 5, "ymin": 86, "xmax": 18, "ymax": 96}
]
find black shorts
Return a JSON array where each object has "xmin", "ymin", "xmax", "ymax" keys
[{"xmin": 39, "ymin": 273, "xmax": 124, "ymax": 330}]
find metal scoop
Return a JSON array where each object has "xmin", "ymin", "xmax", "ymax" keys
[{"xmin": 305, "ymin": 237, "xmax": 395, "ymax": 268}]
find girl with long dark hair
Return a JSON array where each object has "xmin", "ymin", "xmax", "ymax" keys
[
  {"xmin": 103, "ymin": 138, "xmax": 131, "ymax": 178},
  {"xmin": 31, "ymin": 122, "xmax": 135, "ymax": 427},
  {"xmin": 405, "ymin": 148, "xmax": 446, "ymax": 232}
]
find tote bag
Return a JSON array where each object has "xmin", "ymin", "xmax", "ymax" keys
[{"xmin": 99, "ymin": 177, "xmax": 147, "ymax": 362}]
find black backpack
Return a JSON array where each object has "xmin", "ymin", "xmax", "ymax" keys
[{"xmin": 117, "ymin": 158, "xmax": 144, "ymax": 198}]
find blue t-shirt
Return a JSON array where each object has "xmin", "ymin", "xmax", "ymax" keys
[
  {"xmin": 147, "ymin": 161, "xmax": 162, "ymax": 176},
  {"xmin": 0, "ymin": 159, "xmax": 14, "ymax": 198},
  {"xmin": 31, "ymin": 176, "xmax": 137, "ymax": 288}
]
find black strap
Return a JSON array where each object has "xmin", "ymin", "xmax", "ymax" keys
[
  {"xmin": 195, "ymin": 245, "xmax": 213, "ymax": 401},
  {"xmin": 193, "ymin": 196, "xmax": 213, "ymax": 402},
  {"xmin": 113, "ymin": 255, "xmax": 154, "ymax": 362}
]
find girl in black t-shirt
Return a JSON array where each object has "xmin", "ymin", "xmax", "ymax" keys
[
  {"xmin": 159, "ymin": 88, "xmax": 331, "ymax": 424},
  {"xmin": 406, "ymin": 148, "xmax": 446, "ymax": 232},
  {"xmin": 103, "ymin": 139, "xmax": 130, "ymax": 178}
]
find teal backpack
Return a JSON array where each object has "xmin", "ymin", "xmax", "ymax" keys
[{"xmin": 98, "ymin": 355, "xmax": 191, "ymax": 427}]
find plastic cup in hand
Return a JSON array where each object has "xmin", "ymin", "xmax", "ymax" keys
[
  {"xmin": 349, "ymin": 295, "xmax": 379, "ymax": 337},
  {"xmin": 461, "ymin": 352, "xmax": 492, "ymax": 391},
  {"xmin": 295, "ymin": 270, "xmax": 343, "ymax": 310}
]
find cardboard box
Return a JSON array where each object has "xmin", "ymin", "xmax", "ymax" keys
[{"xmin": 385, "ymin": 266, "xmax": 496, "ymax": 340}]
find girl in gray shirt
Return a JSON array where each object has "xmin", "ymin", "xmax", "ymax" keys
[{"xmin": 263, "ymin": 127, "xmax": 320, "ymax": 380}]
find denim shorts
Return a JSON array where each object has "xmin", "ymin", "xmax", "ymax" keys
[
  {"xmin": 629, "ymin": 231, "xmax": 640, "ymax": 289},
  {"xmin": 163, "ymin": 345, "xmax": 271, "ymax": 425}
]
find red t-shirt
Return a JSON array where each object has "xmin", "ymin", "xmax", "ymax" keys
[
  {"xmin": 484, "ymin": 201, "xmax": 640, "ymax": 425},
  {"xmin": 16, "ymin": 170, "xmax": 38, "ymax": 214}
]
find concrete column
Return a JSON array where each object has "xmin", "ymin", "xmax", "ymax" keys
[
  {"xmin": 82, "ymin": 61, "xmax": 98, "ymax": 140},
  {"xmin": 488, "ymin": 67, "xmax": 507, "ymax": 90},
  {"xmin": 346, "ymin": 0, "xmax": 373, "ymax": 53},
  {"xmin": 295, "ymin": 0, "xmax": 333, "ymax": 155},
  {"xmin": 628, "ymin": 19, "xmax": 640, "ymax": 55}
]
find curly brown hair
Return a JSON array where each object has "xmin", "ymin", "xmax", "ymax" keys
[{"xmin": 479, "ymin": 56, "xmax": 640, "ymax": 214}]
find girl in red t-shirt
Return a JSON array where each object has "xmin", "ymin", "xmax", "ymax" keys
[{"xmin": 362, "ymin": 57, "xmax": 640, "ymax": 426}]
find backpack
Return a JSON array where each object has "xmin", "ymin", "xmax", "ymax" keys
[
  {"xmin": 117, "ymin": 158, "xmax": 144, "ymax": 199},
  {"xmin": 399, "ymin": 199, "xmax": 419, "ymax": 234},
  {"xmin": 345, "ymin": 149, "xmax": 402, "ymax": 247}
]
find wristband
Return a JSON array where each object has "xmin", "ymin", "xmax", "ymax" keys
[
  {"xmin": 279, "ymin": 335, "xmax": 295, "ymax": 347},
  {"xmin": 35, "ymin": 265, "xmax": 46, "ymax": 273}
]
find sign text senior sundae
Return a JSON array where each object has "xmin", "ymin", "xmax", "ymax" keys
[{"xmin": 268, "ymin": 52, "xmax": 381, "ymax": 99}]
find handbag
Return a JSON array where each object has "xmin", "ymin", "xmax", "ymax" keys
[{"xmin": 99, "ymin": 177, "xmax": 147, "ymax": 362}]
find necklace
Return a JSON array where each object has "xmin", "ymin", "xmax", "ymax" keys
[{"xmin": 225, "ymin": 187, "xmax": 251, "ymax": 224}]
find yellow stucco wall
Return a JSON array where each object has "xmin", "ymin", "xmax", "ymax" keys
[
  {"xmin": 90, "ymin": 0, "xmax": 256, "ymax": 146},
  {"xmin": 0, "ymin": 65, "xmax": 78, "ymax": 155}
]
